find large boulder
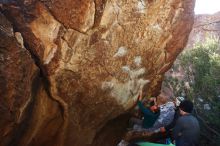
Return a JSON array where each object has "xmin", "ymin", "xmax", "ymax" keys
[{"xmin": 0, "ymin": 0, "xmax": 195, "ymax": 145}]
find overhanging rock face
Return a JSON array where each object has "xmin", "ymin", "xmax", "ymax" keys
[{"xmin": 0, "ymin": 0, "xmax": 195, "ymax": 146}]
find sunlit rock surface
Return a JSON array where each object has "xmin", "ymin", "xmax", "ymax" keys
[{"xmin": 0, "ymin": 0, "xmax": 195, "ymax": 145}]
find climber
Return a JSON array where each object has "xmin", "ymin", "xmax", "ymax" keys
[
  {"xmin": 173, "ymin": 100, "xmax": 200, "ymax": 146},
  {"xmin": 135, "ymin": 91, "xmax": 160, "ymax": 129},
  {"xmin": 129, "ymin": 92, "xmax": 159, "ymax": 131},
  {"xmin": 117, "ymin": 91, "xmax": 160, "ymax": 146}
]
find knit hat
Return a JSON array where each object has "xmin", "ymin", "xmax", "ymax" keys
[{"xmin": 179, "ymin": 100, "xmax": 193, "ymax": 113}]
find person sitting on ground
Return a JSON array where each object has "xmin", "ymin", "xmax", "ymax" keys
[{"xmin": 173, "ymin": 100, "xmax": 200, "ymax": 146}]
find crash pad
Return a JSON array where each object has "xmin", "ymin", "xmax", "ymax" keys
[{"xmin": 136, "ymin": 140, "xmax": 175, "ymax": 146}]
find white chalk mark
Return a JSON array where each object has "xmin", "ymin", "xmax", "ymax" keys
[
  {"xmin": 101, "ymin": 65, "xmax": 150, "ymax": 110},
  {"xmin": 113, "ymin": 46, "xmax": 128, "ymax": 57},
  {"xmin": 130, "ymin": 68, "xmax": 146, "ymax": 79},
  {"xmin": 101, "ymin": 81, "xmax": 114, "ymax": 90},
  {"xmin": 122, "ymin": 66, "xmax": 131, "ymax": 73},
  {"xmin": 134, "ymin": 56, "xmax": 142, "ymax": 66},
  {"xmin": 137, "ymin": 0, "xmax": 146, "ymax": 13}
]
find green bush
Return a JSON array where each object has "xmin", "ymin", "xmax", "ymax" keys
[
  {"xmin": 179, "ymin": 38, "xmax": 220, "ymax": 99},
  {"xmin": 165, "ymin": 38, "xmax": 220, "ymax": 146}
]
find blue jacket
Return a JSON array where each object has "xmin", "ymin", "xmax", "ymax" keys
[{"xmin": 173, "ymin": 114, "xmax": 200, "ymax": 146}]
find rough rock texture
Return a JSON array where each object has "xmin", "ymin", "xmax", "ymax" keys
[
  {"xmin": 0, "ymin": 12, "xmax": 38, "ymax": 146},
  {"xmin": 186, "ymin": 11, "xmax": 220, "ymax": 48},
  {"xmin": 0, "ymin": 0, "xmax": 195, "ymax": 146},
  {"xmin": 0, "ymin": 12, "xmax": 63, "ymax": 146}
]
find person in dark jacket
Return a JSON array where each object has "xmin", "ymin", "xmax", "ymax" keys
[
  {"xmin": 117, "ymin": 92, "xmax": 160, "ymax": 146},
  {"xmin": 129, "ymin": 93, "xmax": 160, "ymax": 130},
  {"xmin": 136, "ymin": 93, "xmax": 160, "ymax": 129},
  {"xmin": 173, "ymin": 100, "xmax": 200, "ymax": 146}
]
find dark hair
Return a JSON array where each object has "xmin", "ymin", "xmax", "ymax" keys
[{"xmin": 179, "ymin": 100, "xmax": 193, "ymax": 113}]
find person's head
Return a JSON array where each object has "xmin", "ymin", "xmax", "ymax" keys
[
  {"xmin": 179, "ymin": 100, "xmax": 193, "ymax": 115},
  {"xmin": 175, "ymin": 96, "xmax": 185, "ymax": 107},
  {"xmin": 157, "ymin": 93, "xmax": 169, "ymax": 105}
]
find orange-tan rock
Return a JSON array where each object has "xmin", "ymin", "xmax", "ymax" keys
[{"xmin": 0, "ymin": 0, "xmax": 195, "ymax": 145}]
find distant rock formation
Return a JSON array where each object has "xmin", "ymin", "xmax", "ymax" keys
[
  {"xmin": 0, "ymin": 0, "xmax": 195, "ymax": 146},
  {"xmin": 186, "ymin": 11, "xmax": 220, "ymax": 48}
]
